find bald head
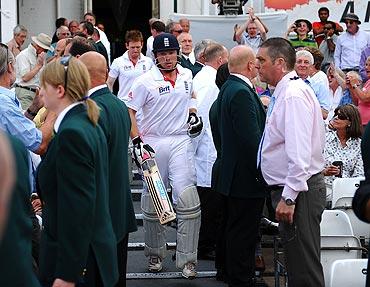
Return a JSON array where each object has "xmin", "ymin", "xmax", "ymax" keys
[
  {"xmin": 229, "ymin": 45, "xmax": 253, "ymax": 72},
  {"xmin": 79, "ymin": 51, "xmax": 107, "ymax": 87},
  {"xmin": 228, "ymin": 45, "xmax": 256, "ymax": 78}
]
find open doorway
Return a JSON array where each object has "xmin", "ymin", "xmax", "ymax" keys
[{"xmin": 92, "ymin": 0, "xmax": 157, "ymax": 60}]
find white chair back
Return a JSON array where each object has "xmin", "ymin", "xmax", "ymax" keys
[
  {"xmin": 320, "ymin": 210, "xmax": 354, "ymax": 236},
  {"xmin": 321, "ymin": 236, "xmax": 362, "ymax": 287},
  {"xmin": 332, "ymin": 177, "xmax": 364, "ymax": 208},
  {"xmin": 329, "ymin": 259, "xmax": 368, "ymax": 287}
]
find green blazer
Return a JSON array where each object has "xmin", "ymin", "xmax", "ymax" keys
[
  {"xmin": 37, "ymin": 104, "xmax": 118, "ymax": 286},
  {"xmin": 90, "ymin": 86, "xmax": 137, "ymax": 241},
  {"xmin": 215, "ymin": 75, "xmax": 266, "ymax": 199},
  {"xmin": 0, "ymin": 135, "xmax": 40, "ymax": 287}
]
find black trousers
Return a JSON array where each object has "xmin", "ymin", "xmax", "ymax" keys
[
  {"xmin": 197, "ymin": 186, "xmax": 223, "ymax": 254},
  {"xmin": 116, "ymin": 234, "xmax": 129, "ymax": 287},
  {"xmin": 216, "ymin": 194, "xmax": 265, "ymax": 287}
]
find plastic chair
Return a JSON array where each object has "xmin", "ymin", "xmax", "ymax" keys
[
  {"xmin": 332, "ymin": 177, "xmax": 364, "ymax": 208},
  {"xmin": 329, "ymin": 259, "xmax": 368, "ymax": 287},
  {"xmin": 320, "ymin": 210, "xmax": 354, "ymax": 236},
  {"xmin": 331, "ymin": 177, "xmax": 370, "ymax": 243},
  {"xmin": 321, "ymin": 236, "xmax": 363, "ymax": 287}
]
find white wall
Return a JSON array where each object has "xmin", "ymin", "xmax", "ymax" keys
[{"xmin": 1, "ymin": 0, "xmax": 17, "ymax": 43}]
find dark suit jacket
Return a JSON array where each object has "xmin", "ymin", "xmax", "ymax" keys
[
  {"xmin": 37, "ymin": 104, "xmax": 118, "ymax": 286},
  {"xmin": 93, "ymin": 41, "xmax": 109, "ymax": 65},
  {"xmin": 90, "ymin": 87, "xmax": 137, "ymax": 242},
  {"xmin": 180, "ymin": 56, "xmax": 202, "ymax": 77},
  {"xmin": 0, "ymin": 135, "xmax": 40, "ymax": 286},
  {"xmin": 216, "ymin": 75, "xmax": 266, "ymax": 199}
]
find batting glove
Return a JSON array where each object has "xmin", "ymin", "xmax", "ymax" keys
[
  {"xmin": 132, "ymin": 136, "xmax": 155, "ymax": 167},
  {"xmin": 187, "ymin": 112, "xmax": 203, "ymax": 138}
]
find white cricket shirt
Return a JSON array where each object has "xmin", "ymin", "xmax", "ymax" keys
[
  {"xmin": 109, "ymin": 51, "xmax": 153, "ymax": 102},
  {"xmin": 126, "ymin": 65, "xmax": 193, "ymax": 137}
]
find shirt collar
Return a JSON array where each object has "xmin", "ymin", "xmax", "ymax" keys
[
  {"xmin": 87, "ymin": 84, "xmax": 107, "ymax": 97},
  {"xmin": 54, "ymin": 102, "xmax": 82, "ymax": 132},
  {"xmin": 0, "ymin": 86, "xmax": 17, "ymax": 100},
  {"xmin": 28, "ymin": 43, "xmax": 37, "ymax": 56},
  {"xmin": 230, "ymin": 73, "xmax": 254, "ymax": 89},
  {"xmin": 327, "ymin": 130, "xmax": 356, "ymax": 147}
]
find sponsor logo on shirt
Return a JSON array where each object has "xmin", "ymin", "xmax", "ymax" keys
[
  {"xmin": 143, "ymin": 65, "xmax": 146, "ymax": 72},
  {"xmin": 124, "ymin": 65, "xmax": 132, "ymax": 71},
  {"xmin": 159, "ymin": 86, "xmax": 170, "ymax": 95},
  {"xmin": 184, "ymin": 81, "xmax": 189, "ymax": 93},
  {"xmin": 128, "ymin": 91, "xmax": 133, "ymax": 99}
]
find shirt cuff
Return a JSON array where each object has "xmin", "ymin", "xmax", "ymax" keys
[{"xmin": 282, "ymin": 185, "xmax": 301, "ymax": 201}]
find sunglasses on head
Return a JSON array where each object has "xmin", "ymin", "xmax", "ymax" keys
[
  {"xmin": 174, "ymin": 29, "xmax": 183, "ymax": 33},
  {"xmin": 60, "ymin": 55, "xmax": 72, "ymax": 90}
]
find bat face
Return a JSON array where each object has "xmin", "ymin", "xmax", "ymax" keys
[{"xmin": 142, "ymin": 158, "xmax": 176, "ymax": 224}]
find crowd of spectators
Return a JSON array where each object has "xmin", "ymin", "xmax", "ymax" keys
[{"xmin": 1, "ymin": 5, "xmax": 370, "ymax": 287}]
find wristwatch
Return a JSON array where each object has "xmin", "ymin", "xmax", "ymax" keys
[{"xmin": 282, "ymin": 196, "xmax": 296, "ymax": 206}]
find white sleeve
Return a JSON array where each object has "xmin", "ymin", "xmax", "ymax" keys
[
  {"xmin": 15, "ymin": 53, "xmax": 30, "ymax": 78},
  {"xmin": 108, "ymin": 59, "xmax": 119, "ymax": 79},
  {"xmin": 126, "ymin": 79, "xmax": 148, "ymax": 112}
]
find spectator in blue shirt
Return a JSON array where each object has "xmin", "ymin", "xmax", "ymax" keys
[{"xmin": 0, "ymin": 43, "xmax": 54, "ymax": 155}]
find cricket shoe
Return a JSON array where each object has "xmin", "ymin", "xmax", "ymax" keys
[
  {"xmin": 182, "ymin": 262, "xmax": 197, "ymax": 279},
  {"xmin": 148, "ymin": 256, "xmax": 162, "ymax": 272}
]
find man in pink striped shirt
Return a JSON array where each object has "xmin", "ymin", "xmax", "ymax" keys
[{"xmin": 256, "ymin": 37, "xmax": 326, "ymax": 287}]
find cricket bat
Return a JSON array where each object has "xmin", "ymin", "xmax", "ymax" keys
[{"xmin": 141, "ymin": 158, "xmax": 176, "ymax": 225}]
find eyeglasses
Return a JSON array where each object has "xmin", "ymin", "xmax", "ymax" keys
[
  {"xmin": 60, "ymin": 55, "xmax": 72, "ymax": 90},
  {"xmin": 334, "ymin": 111, "xmax": 349, "ymax": 120},
  {"xmin": 0, "ymin": 43, "xmax": 9, "ymax": 65}
]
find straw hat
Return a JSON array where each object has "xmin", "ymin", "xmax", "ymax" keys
[{"xmin": 31, "ymin": 33, "xmax": 52, "ymax": 51}]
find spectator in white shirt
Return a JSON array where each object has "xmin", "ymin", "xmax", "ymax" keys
[
  {"xmin": 192, "ymin": 43, "xmax": 228, "ymax": 260},
  {"xmin": 334, "ymin": 13, "xmax": 370, "ymax": 73}
]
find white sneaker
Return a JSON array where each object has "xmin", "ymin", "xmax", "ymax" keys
[
  {"xmin": 148, "ymin": 256, "xmax": 162, "ymax": 272},
  {"xmin": 182, "ymin": 262, "xmax": 197, "ymax": 279}
]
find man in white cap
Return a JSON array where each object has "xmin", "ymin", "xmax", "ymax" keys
[{"xmin": 15, "ymin": 33, "xmax": 52, "ymax": 110}]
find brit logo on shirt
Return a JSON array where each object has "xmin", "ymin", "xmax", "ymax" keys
[
  {"xmin": 159, "ymin": 85, "xmax": 170, "ymax": 95},
  {"xmin": 184, "ymin": 81, "xmax": 189, "ymax": 93}
]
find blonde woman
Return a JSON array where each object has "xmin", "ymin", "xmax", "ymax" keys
[{"xmin": 37, "ymin": 56, "xmax": 118, "ymax": 287}]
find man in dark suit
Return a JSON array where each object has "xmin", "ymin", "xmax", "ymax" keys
[
  {"xmin": 178, "ymin": 32, "xmax": 202, "ymax": 77},
  {"xmin": 215, "ymin": 45, "xmax": 266, "ymax": 287},
  {"xmin": 92, "ymin": 28, "xmax": 109, "ymax": 65},
  {"xmin": 80, "ymin": 51, "xmax": 137, "ymax": 287},
  {"xmin": 0, "ymin": 133, "xmax": 40, "ymax": 287}
]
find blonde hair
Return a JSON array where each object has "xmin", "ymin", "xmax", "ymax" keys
[{"xmin": 40, "ymin": 57, "xmax": 100, "ymax": 125}]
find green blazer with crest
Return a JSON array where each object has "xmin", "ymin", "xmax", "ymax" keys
[
  {"xmin": 0, "ymin": 135, "xmax": 40, "ymax": 287},
  {"xmin": 213, "ymin": 75, "xmax": 266, "ymax": 199},
  {"xmin": 90, "ymin": 86, "xmax": 137, "ymax": 242},
  {"xmin": 37, "ymin": 104, "xmax": 118, "ymax": 286}
]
